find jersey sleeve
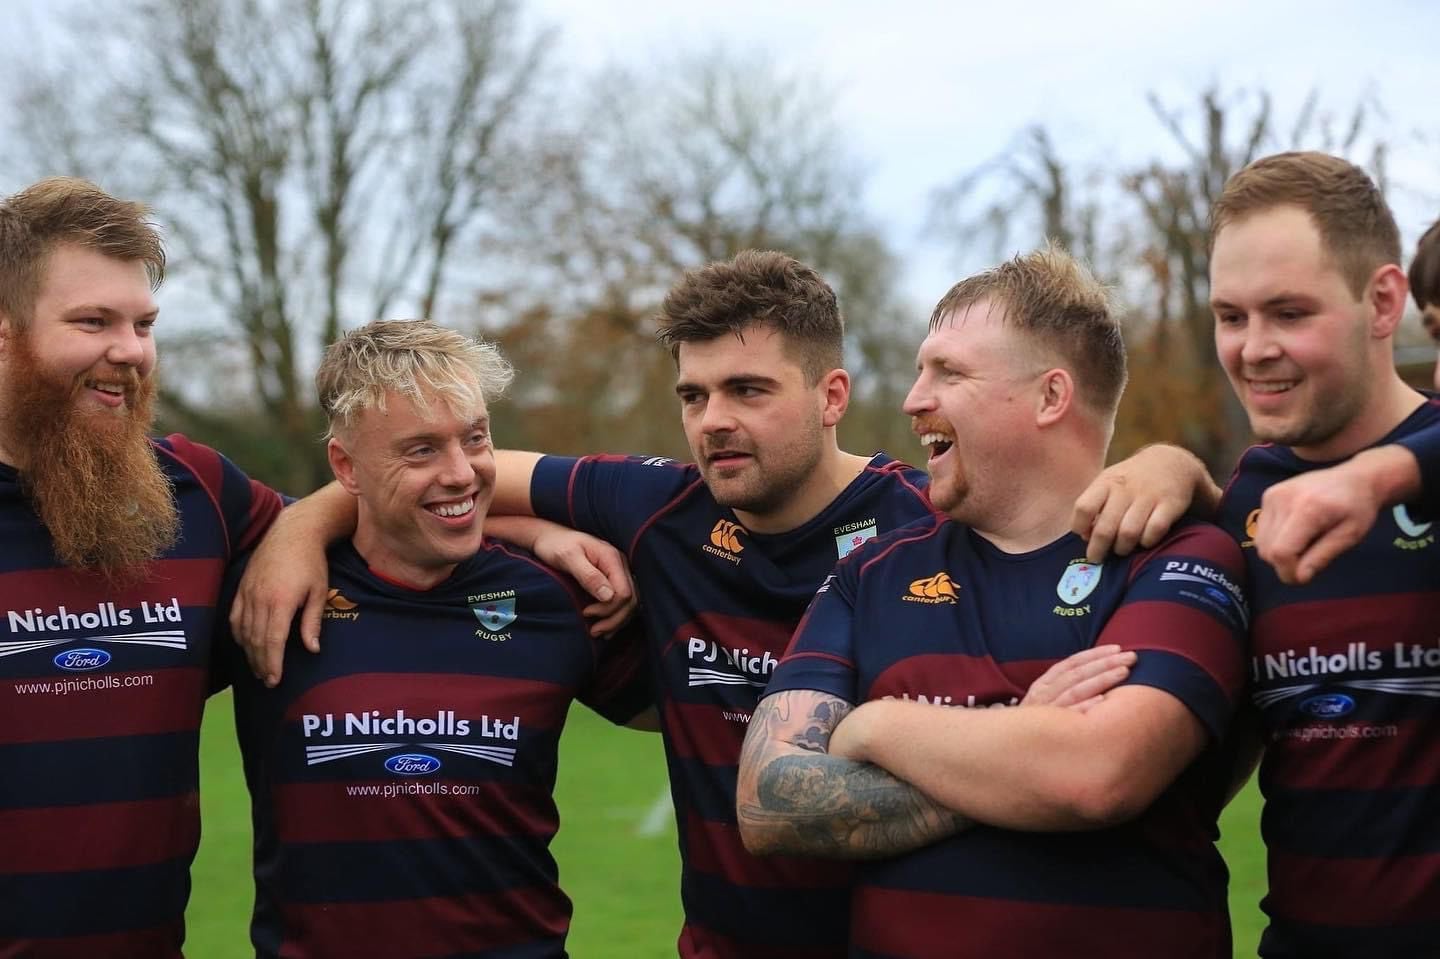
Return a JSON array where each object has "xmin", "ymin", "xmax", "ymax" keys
[
  {"xmin": 1100, "ymin": 522, "xmax": 1250, "ymax": 741},
  {"xmin": 529, "ymin": 454, "xmax": 695, "ymax": 549},
  {"xmin": 578, "ymin": 618, "xmax": 654, "ymax": 725},
  {"xmin": 765, "ymin": 565, "xmax": 862, "ymax": 705},
  {"xmin": 156, "ymin": 433, "xmax": 285, "ymax": 556},
  {"xmin": 1394, "ymin": 410, "xmax": 1440, "ymax": 519}
]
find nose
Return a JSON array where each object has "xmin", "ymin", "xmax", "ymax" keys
[
  {"xmin": 902, "ymin": 373, "xmax": 934, "ymax": 417},
  {"xmin": 1238, "ymin": 316, "xmax": 1281, "ymax": 367},
  {"xmin": 437, "ymin": 442, "xmax": 474, "ymax": 488},
  {"xmin": 699, "ymin": 395, "xmax": 737, "ymax": 435},
  {"xmin": 105, "ymin": 322, "xmax": 147, "ymax": 368}
]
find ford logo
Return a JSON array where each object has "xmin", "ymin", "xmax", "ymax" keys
[
  {"xmin": 1204, "ymin": 587, "xmax": 1229, "ymax": 606},
  {"xmin": 384, "ymin": 753, "xmax": 441, "ymax": 776},
  {"xmin": 1299, "ymin": 693, "xmax": 1355, "ymax": 719},
  {"xmin": 54, "ymin": 648, "xmax": 111, "ymax": 671}
]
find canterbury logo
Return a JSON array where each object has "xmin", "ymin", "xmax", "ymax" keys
[
  {"xmin": 1244, "ymin": 509, "xmax": 1260, "ymax": 542},
  {"xmin": 905, "ymin": 572, "xmax": 958, "ymax": 603},
  {"xmin": 326, "ymin": 589, "xmax": 358, "ymax": 611},
  {"xmin": 710, "ymin": 520, "xmax": 745, "ymax": 554}
]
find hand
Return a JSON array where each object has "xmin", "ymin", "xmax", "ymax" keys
[
  {"xmin": 1021, "ymin": 644, "xmax": 1136, "ymax": 712},
  {"xmin": 1073, "ymin": 444, "xmax": 1216, "ymax": 562},
  {"xmin": 530, "ymin": 526, "xmax": 637, "ymax": 636},
  {"xmin": 230, "ymin": 519, "xmax": 329, "ymax": 688},
  {"xmin": 1255, "ymin": 445, "xmax": 1418, "ymax": 584},
  {"xmin": 828, "ymin": 702, "xmax": 876, "ymax": 763}
]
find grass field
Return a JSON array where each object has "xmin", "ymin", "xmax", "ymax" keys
[{"xmin": 189, "ymin": 693, "xmax": 1269, "ymax": 957}]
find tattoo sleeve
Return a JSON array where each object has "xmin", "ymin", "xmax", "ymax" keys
[{"xmin": 736, "ymin": 690, "xmax": 969, "ymax": 859}]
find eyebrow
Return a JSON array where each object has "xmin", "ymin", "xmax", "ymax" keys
[
  {"xmin": 674, "ymin": 373, "xmax": 780, "ymax": 394},
  {"xmin": 390, "ymin": 416, "xmax": 489, "ymax": 451},
  {"xmin": 1210, "ymin": 291, "xmax": 1318, "ymax": 311},
  {"xmin": 63, "ymin": 303, "xmax": 160, "ymax": 318}
]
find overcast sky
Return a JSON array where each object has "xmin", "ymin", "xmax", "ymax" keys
[
  {"xmin": 5, "ymin": 0, "xmax": 1436, "ymax": 314},
  {"xmin": 532, "ymin": 0, "xmax": 1438, "ymax": 306}
]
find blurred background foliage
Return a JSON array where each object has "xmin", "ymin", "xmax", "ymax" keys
[{"xmin": 3, "ymin": 0, "xmax": 1434, "ymax": 492}]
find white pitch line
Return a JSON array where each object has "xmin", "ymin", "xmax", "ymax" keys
[{"xmin": 635, "ymin": 785, "xmax": 674, "ymax": 837}]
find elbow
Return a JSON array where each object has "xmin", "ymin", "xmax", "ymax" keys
[
  {"xmin": 735, "ymin": 805, "xmax": 783, "ymax": 857},
  {"xmin": 1058, "ymin": 764, "xmax": 1155, "ymax": 829}
]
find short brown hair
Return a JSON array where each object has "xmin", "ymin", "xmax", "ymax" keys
[
  {"xmin": 1409, "ymin": 218, "xmax": 1440, "ymax": 310},
  {"xmin": 0, "ymin": 177, "xmax": 166, "ymax": 330},
  {"xmin": 655, "ymin": 250, "xmax": 843, "ymax": 384},
  {"xmin": 930, "ymin": 245, "xmax": 1126, "ymax": 417},
  {"xmin": 1210, "ymin": 151, "xmax": 1400, "ymax": 300}
]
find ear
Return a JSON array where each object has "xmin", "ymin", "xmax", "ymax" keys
[
  {"xmin": 327, "ymin": 437, "xmax": 362, "ymax": 495},
  {"xmin": 819, "ymin": 368, "xmax": 851, "ymax": 429},
  {"xmin": 1367, "ymin": 264, "xmax": 1409, "ymax": 339},
  {"xmin": 1034, "ymin": 368, "xmax": 1074, "ymax": 428}
]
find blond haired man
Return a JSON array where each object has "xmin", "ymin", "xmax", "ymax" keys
[{"xmin": 227, "ymin": 320, "xmax": 651, "ymax": 959}]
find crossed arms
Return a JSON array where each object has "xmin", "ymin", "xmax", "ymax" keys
[{"xmin": 735, "ymin": 644, "xmax": 1157, "ymax": 858}]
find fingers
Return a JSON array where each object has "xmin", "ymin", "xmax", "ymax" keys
[
  {"xmin": 300, "ymin": 588, "xmax": 326, "ymax": 654},
  {"xmin": 583, "ymin": 601, "xmax": 634, "ymax": 637},
  {"xmin": 1072, "ymin": 485, "xmax": 1111, "ymax": 562},
  {"xmin": 1023, "ymin": 644, "xmax": 1136, "ymax": 707}
]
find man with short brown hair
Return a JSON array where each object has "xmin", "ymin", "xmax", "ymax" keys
[{"xmin": 1077, "ymin": 151, "xmax": 1440, "ymax": 958}]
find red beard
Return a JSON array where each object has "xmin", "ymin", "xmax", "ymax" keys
[{"xmin": 2, "ymin": 334, "xmax": 178, "ymax": 578}]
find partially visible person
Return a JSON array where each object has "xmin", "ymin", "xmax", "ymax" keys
[
  {"xmin": 739, "ymin": 247, "xmax": 1248, "ymax": 959},
  {"xmin": 236, "ymin": 251, "xmax": 954, "ymax": 958},
  {"xmin": 226, "ymin": 320, "xmax": 652, "ymax": 959},
  {"xmin": 1075, "ymin": 151, "xmax": 1440, "ymax": 958},
  {"xmin": 0, "ymin": 177, "xmax": 284, "ymax": 956},
  {"xmin": 1409, "ymin": 216, "xmax": 1440, "ymax": 390}
]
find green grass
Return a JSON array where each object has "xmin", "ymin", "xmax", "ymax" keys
[{"xmin": 190, "ymin": 694, "xmax": 1269, "ymax": 957}]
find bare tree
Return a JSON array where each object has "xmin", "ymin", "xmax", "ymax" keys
[
  {"xmin": 4, "ymin": 0, "xmax": 553, "ymax": 491},
  {"xmin": 486, "ymin": 50, "xmax": 917, "ymax": 460}
]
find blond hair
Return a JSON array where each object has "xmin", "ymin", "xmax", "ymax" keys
[
  {"xmin": 316, "ymin": 319, "xmax": 514, "ymax": 438},
  {"xmin": 0, "ymin": 177, "xmax": 165, "ymax": 330},
  {"xmin": 930, "ymin": 245, "xmax": 1126, "ymax": 416}
]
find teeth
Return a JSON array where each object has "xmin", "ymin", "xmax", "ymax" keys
[
  {"xmin": 431, "ymin": 498, "xmax": 474, "ymax": 518},
  {"xmin": 91, "ymin": 382, "xmax": 125, "ymax": 395},
  {"xmin": 1250, "ymin": 381, "xmax": 1295, "ymax": 394},
  {"xmin": 919, "ymin": 432, "xmax": 953, "ymax": 448}
]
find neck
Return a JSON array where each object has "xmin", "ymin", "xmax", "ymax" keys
[
  {"xmin": 352, "ymin": 527, "xmax": 457, "ymax": 591},
  {"xmin": 734, "ymin": 447, "xmax": 872, "ymax": 535},
  {"xmin": 967, "ymin": 443, "xmax": 1104, "ymax": 554},
  {"xmin": 1293, "ymin": 372, "xmax": 1424, "ymax": 462}
]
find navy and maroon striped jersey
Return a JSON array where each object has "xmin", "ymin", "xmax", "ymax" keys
[
  {"xmin": 1219, "ymin": 399, "xmax": 1440, "ymax": 958},
  {"xmin": 0, "ymin": 433, "xmax": 282, "ymax": 958},
  {"xmin": 768, "ymin": 517, "xmax": 1248, "ymax": 959},
  {"xmin": 530, "ymin": 453, "xmax": 934, "ymax": 959},
  {"xmin": 228, "ymin": 537, "xmax": 650, "ymax": 959}
]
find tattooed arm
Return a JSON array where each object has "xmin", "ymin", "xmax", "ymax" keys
[{"xmin": 735, "ymin": 688, "xmax": 967, "ymax": 860}]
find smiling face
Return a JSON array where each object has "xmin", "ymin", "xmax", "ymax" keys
[
  {"xmin": 903, "ymin": 299, "xmax": 1041, "ymax": 523},
  {"xmin": 0, "ymin": 244, "xmax": 177, "ymax": 573},
  {"xmin": 0, "ymin": 244, "xmax": 158, "ymax": 451},
  {"xmin": 1211, "ymin": 205, "xmax": 1379, "ymax": 460},
  {"xmin": 674, "ymin": 326, "xmax": 831, "ymax": 522},
  {"xmin": 329, "ymin": 386, "xmax": 495, "ymax": 589}
]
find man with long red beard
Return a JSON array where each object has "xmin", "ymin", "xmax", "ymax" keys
[{"xmin": 0, "ymin": 177, "xmax": 284, "ymax": 957}]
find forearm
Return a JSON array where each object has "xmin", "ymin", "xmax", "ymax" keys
[
  {"xmin": 1353, "ymin": 444, "xmax": 1423, "ymax": 508},
  {"xmin": 280, "ymin": 481, "xmax": 357, "ymax": 544},
  {"xmin": 738, "ymin": 744, "xmax": 967, "ymax": 860},
  {"xmin": 843, "ymin": 700, "xmax": 1146, "ymax": 831},
  {"xmin": 483, "ymin": 514, "xmax": 550, "ymax": 550}
]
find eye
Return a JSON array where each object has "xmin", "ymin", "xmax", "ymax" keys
[
  {"xmin": 406, "ymin": 445, "xmax": 435, "ymax": 459},
  {"xmin": 136, "ymin": 318, "xmax": 157, "ymax": 334},
  {"xmin": 733, "ymin": 385, "xmax": 763, "ymax": 398},
  {"xmin": 677, "ymin": 391, "xmax": 703, "ymax": 406},
  {"xmin": 465, "ymin": 431, "xmax": 490, "ymax": 448},
  {"xmin": 74, "ymin": 316, "xmax": 105, "ymax": 329},
  {"xmin": 1214, "ymin": 311, "xmax": 1243, "ymax": 327}
]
